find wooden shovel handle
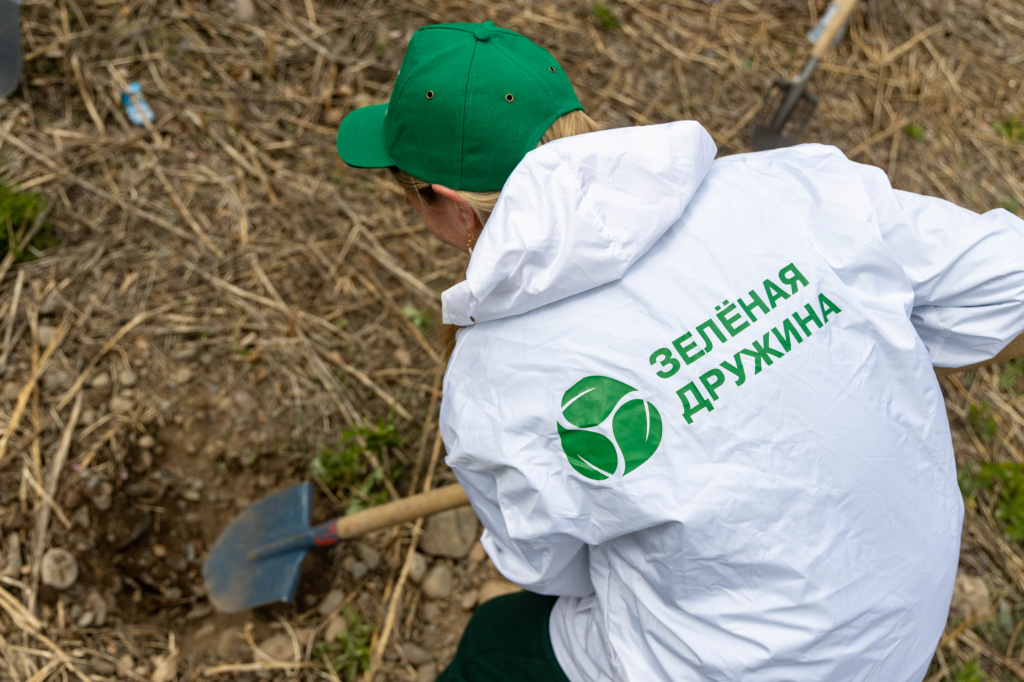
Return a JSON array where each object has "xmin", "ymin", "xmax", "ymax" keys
[
  {"xmin": 810, "ymin": 0, "xmax": 860, "ymax": 61},
  {"xmin": 331, "ymin": 484, "xmax": 470, "ymax": 539}
]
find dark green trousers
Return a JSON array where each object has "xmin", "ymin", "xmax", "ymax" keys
[{"xmin": 438, "ymin": 591, "xmax": 571, "ymax": 682}]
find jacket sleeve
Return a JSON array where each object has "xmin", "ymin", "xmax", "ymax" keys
[
  {"xmin": 451, "ymin": 467, "xmax": 595, "ymax": 598},
  {"xmin": 852, "ymin": 162, "xmax": 1024, "ymax": 368}
]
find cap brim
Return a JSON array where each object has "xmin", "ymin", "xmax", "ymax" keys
[
  {"xmin": 0, "ymin": 0, "xmax": 23, "ymax": 98},
  {"xmin": 336, "ymin": 103, "xmax": 394, "ymax": 168}
]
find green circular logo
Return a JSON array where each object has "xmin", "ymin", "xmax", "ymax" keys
[{"xmin": 557, "ymin": 376, "xmax": 662, "ymax": 480}]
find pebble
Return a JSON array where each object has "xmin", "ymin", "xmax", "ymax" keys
[
  {"xmin": 172, "ymin": 347, "xmax": 200, "ymax": 361},
  {"xmin": 63, "ymin": 488, "xmax": 85, "ymax": 510},
  {"xmin": 2, "ymin": 382, "xmax": 20, "ymax": 402},
  {"xmin": 421, "ymin": 564, "xmax": 453, "ymax": 600},
  {"xmin": 419, "ymin": 507, "xmax": 479, "ymax": 559},
  {"xmin": 138, "ymin": 434, "xmax": 156, "ymax": 449},
  {"xmin": 109, "ymin": 396, "xmax": 134, "ymax": 414},
  {"xmin": 323, "ymin": 615, "xmax": 348, "ymax": 642},
  {"xmin": 174, "ymin": 367, "xmax": 193, "ymax": 384},
  {"xmin": 467, "ymin": 541, "xmax": 486, "ymax": 565},
  {"xmin": 478, "ymin": 579, "xmax": 521, "ymax": 605},
  {"xmin": 356, "ymin": 543, "xmax": 381, "ymax": 570},
  {"xmin": 420, "ymin": 601, "xmax": 443, "ymax": 623},
  {"xmin": 37, "ymin": 324, "xmax": 58, "ymax": 347},
  {"xmin": 77, "ymin": 610, "xmax": 95, "ymax": 628},
  {"xmin": 317, "ymin": 588, "xmax": 344, "ymax": 616},
  {"xmin": 236, "ymin": 0, "xmax": 255, "ymax": 22},
  {"xmin": 258, "ymin": 633, "xmax": 295, "ymax": 661},
  {"xmin": 117, "ymin": 654, "xmax": 135, "ymax": 678},
  {"xmin": 342, "ymin": 555, "xmax": 367, "ymax": 579},
  {"xmin": 460, "ymin": 589, "xmax": 479, "ymax": 611},
  {"xmin": 402, "ymin": 642, "xmax": 433, "ymax": 665},
  {"xmin": 40, "ymin": 548, "xmax": 78, "ymax": 589},
  {"xmin": 950, "ymin": 574, "xmax": 990, "ymax": 621},
  {"xmin": 408, "ymin": 552, "xmax": 427, "ymax": 584},
  {"xmin": 88, "ymin": 658, "xmax": 116, "ymax": 675},
  {"xmin": 93, "ymin": 482, "xmax": 113, "ymax": 511},
  {"xmin": 89, "ymin": 372, "xmax": 111, "ymax": 388},
  {"xmin": 152, "ymin": 544, "xmax": 167, "ymax": 558},
  {"xmin": 163, "ymin": 587, "xmax": 183, "ymax": 600},
  {"xmin": 86, "ymin": 590, "xmax": 109, "ymax": 627},
  {"xmin": 42, "ymin": 370, "xmax": 69, "ymax": 392},
  {"xmin": 118, "ymin": 369, "xmax": 139, "ymax": 387},
  {"xmin": 416, "ymin": 662, "xmax": 438, "ymax": 682}
]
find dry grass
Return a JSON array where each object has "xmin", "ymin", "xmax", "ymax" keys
[{"xmin": 0, "ymin": 0, "xmax": 1022, "ymax": 680}]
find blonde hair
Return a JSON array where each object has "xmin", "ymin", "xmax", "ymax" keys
[
  {"xmin": 390, "ymin": 109, "xmax": 605, "ymax": 359},
  {"xmin": 390, "ymin": 109, "xmax": 604, "ymax": 226}
]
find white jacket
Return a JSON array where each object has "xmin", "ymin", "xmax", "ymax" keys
[{"xmin": 439, "ymin": 122, "xmax": 1024, "ymax": 682}]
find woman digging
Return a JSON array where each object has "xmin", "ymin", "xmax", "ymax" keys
[{"xmin": 335, "ymin": 22, "xmax": 1024, "ymax": 682}]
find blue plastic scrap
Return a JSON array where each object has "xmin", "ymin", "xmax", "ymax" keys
[{"xmin": 121, "ymin": 82, "xmax": 154, "ymax": 126}]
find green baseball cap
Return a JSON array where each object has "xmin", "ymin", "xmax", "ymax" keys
[{"xmin": 336, "ymin": 21, "xmax": 583, "ymax": 192}]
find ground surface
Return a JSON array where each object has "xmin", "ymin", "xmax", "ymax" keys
[{"xmin": 1, "ymin": 0, "xmax": 1023, "ymax": 680}]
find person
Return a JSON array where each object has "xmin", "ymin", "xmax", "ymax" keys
[{"xmin": 336, "ymin": 21, "xmax": 1024, "ymax": 682}]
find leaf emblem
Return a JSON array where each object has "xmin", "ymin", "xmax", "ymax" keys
[
  {"xmin": 557, "ymin": 423, "xmax": 617, "ymax": 480},
  {"xmin": 613, "ymin": 399, "xmax": 663, "ymax": 474},
  {"xmin": 561, "ymin": 376, "xmax": 636, "ymax": 428}
]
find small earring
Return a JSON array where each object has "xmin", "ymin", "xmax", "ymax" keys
[{"xmin": 467, "ymin": 230, "xmax": 475, "ymax": 254}]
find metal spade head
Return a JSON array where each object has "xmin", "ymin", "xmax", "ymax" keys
[
  {"xmin": 752, "ymin": 77, "xmax": 820, "ymax": 151},
  {"xmin": 203, "ymin": 482, "xmax": 315, "ymax": 613}
]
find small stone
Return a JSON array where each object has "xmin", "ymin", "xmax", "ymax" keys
[
  {"xmin": 408, "ymin": 552, "xmax": 427, "ymax": 584},
  {"xmin": 37, "ymin": 324, "xmax": 58, "ymax": 347},
  {"xmin": 163, "ymin": 586, "xmax": 183, "ymax": 600},
  {"xmin": 70, "ymin": 604, "xmax": 84, "ymax": 620},
  {"xmin": 416, "ymin": 662, "xmax": 438, "ymax": 682},
  {"xmin": 950, "ymin": 574, "xmax": 991, "ymax": 622},
  {"xmin": 418, "ymin": 507, "xmax": 479, "ymax": 559},
  {"xmin": 467, "ymin": 541, "xmax": 486, "ymax": 565},
  {"xmin": 63, "ymin": 488, "xmax": 86, "ymax": 510},
  {"xmin": 478, "ymin": 579, "xmax": 520, "ymax": 605},
  {"xmin": 460, "ymin": 589, "xmax": 479, "ymax": 611},
  {"xmin": 88, "ymin": 658, "xmax": 116, "ymax": 675},
  {"xmin": 109, "ymin": 396, "xmax": 134, "ymax": 414},
  {"xmin": 172, "ymin": 347, "xmax": 200, "ymax": 361},
  {"xmin": 356, "ymin": 543, "xmax": 381, "ymax": 570},
  {"xmin": 152, "ymin": 544, "xmax": 167, "ymax": 558},
  {"xmin": 40, "ymin": 548, "xmax": 78, "ymax": 589},
  {"xmin": 351, "ymin": 561, "xmax": 368, "ymax": 579},
  {"xmin": 117, "ymin": 654, "xmax": 134, "ymax": 678},
  {"xmin": 138, "ymin": 434, "xmax": 156, "ymax": 449},
  {"xmin": 174, "ymin": 367, "xmax": 193, "ymax": 383},
  {"xmin": 421, "ymin": 601, "xmax": 443, "ymax": 623},
  {"xmin": 317, "ymin": 588, "xmax": 344, "ymax": 616},
  {"xmin": 118, "ymin": 369, "xmax": 138, "ymax": 387},
  {"xmin": 402, "ymin": 642, "xmax": 433, "ymax": 665},
  {"xmin": 323, "ymin": 615, "xmax": 348, "ymax": 642},
  {"xmin": 42, "ymin": 369, "xmax": 70, "ymax": 392},
  {"xmin": 71, "ymin": 506, "xmax": 91, "ymax": 529},
  {"xmin": 421, "ymin": 564, "xmax": 453, "ymax": 600},
  {"xmin": 296, "ymin": 627, "xmax": 316, "ymax": 647},
  {"xmin": 93, "ymin": 482, "xmax": 113, "ymax": 511},
  {"xmin": 4, "ymin": 533, "xmax": 24, "ymax": 578},
  {"xmin": 89, "ymin": 372, "xmax": 111, "ymax": 388},
  {"xmin": 258, "ymin": 633, "xmax": 294, "ymax": 661},
  {"xmin": 2, "ymin": 382, "xmax": 20, "ymax": 402},
  {"xmin": 80, "ymin": 409, "xmax": 96, "ymax": 425},
  {"xmin": 236, "ymin": 0, "xmax": 255, "ymax": 22},
  {"xmin": 77, "ymin": 610, "xmax": 95, "ymax": 628},
  {"xmin": 86, "ymin": 591, "xmax": 108, "ymax": 627}
]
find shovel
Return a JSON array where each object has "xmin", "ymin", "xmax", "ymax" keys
[
  {"xmin": 203, "ymin": 482, "xmax": 469, "ymax": 613},
  {"xmin": 751, "ymin": 0, "xmax": 860, "ymax": 151}
]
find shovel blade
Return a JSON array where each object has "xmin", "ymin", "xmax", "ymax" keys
[
  {"xmin": 751, "ymin": 80, "xmax": 819, "ymax": 151},
  {"xmin": 203, "ymin": 482, "xmax": 315, "ymax": 613}
]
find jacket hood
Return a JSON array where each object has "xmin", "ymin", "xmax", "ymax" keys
[{"xmin": 441, "ymin": 121, "xmax": 717, "ymax": 325}]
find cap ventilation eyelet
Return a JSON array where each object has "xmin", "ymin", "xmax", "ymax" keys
[
  {"xmin": 426, "ymin": 90, "xmax": 434, "ymax": 99},
  {"xmin": 549, "ymin": 66, "xmax": 556, "ymax": 73},
  {"xmin": 505, "ymin": 93, "xmax": 514, "ymax": 102}
]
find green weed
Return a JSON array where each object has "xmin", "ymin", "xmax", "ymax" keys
[
  {"xmin": 959, "ymin": 462, "xmax": 1024, "ymax": 541},
  {"xmin": 0, "ymin": 182, "xmax": 57, "ymax": 262},
  {"xmin": 314, "ymin": 608, "xmax": 374, "ymax": 679},
  {"xmin": 904, "ymin": 122, "xmax": 925, "ymax": 141},
  {"xmin": 993, "ymin": 115, "xmax": 1024, "ymax": 144},
  {"xmin": 968, "ymin": 402, "xmax": 998, "ymax": 443},
  {"xmin": 311, "ymin": 418, "xmax": 403, "ymax": 512},
  {"xmin": 951, "ymin": 660, "xmax": 989, "ymax": 682},
  {"xmin": 401, "ymin": 305, "xmax": 431, "ymax": 329},
  {"xmin": 1001, "ymin": 358, "xmax": 1024, "ymax": 392},
  {"xmin": 998, "ymin": 199, "xmax": 1020, "ymax": 215},
  {"xmin": 592, "ymin": 1, "xmax": 621, "ymax": 30}
]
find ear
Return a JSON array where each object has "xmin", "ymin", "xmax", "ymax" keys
[{"xmin": 432, "ymin": 184, "xmax": 482, "ymax": 234}]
